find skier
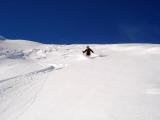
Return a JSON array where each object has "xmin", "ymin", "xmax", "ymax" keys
[{"xmin": 83, "ymin": 46, "xmax": 94, "ymax": 56}]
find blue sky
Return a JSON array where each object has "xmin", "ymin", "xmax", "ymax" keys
[{"xmin": 0, "ymin": 0, "xmax": 160, "ymax": 44}]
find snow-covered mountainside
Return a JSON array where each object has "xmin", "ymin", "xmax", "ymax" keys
[{"xmin": 1, "ymin": 39, "xmax": 160, "ymax": 120}]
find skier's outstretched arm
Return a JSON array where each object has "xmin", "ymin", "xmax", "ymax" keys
[
  {"xmin": 90, "ymin": 49, "xmax": 94, "ymax": 53},
  {"xmin": 83, "ymin": 49, "xmax": 87, "ymax": 53}
]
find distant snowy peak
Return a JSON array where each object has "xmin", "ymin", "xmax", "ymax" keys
[
  {"xmin": 0, "ymin": 39, "xmax": 42, "ymax": 50},
  {"xmin": 0, "ymin": 39, "xmax": 44, "ymax": 59},
  {"xmin": 0, "ymin": 39, "xmax": 57, "ymax": 60}
]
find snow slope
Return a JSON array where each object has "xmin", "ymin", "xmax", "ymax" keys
[{"xmin": 1, "ymin": 39, "xmax": 160, "ymax": 120}]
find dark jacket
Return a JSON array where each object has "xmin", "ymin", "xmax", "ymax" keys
[{"xmin": 83, "ymin": 48, "xmax": 94, "ymax": 56}]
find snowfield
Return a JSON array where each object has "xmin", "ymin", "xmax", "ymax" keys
[{"xmin": 0, "ymin": 39, "xmax": 160, "ymax": 120}]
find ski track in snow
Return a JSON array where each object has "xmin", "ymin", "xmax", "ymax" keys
[{"xmin": 0, "ymin": 66, "xmax": 54, "ymax": 120}]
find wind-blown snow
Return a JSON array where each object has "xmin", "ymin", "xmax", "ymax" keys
[{"xmin": 0, "ymin": 39, "xmax": 160, "ymax": 120}]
